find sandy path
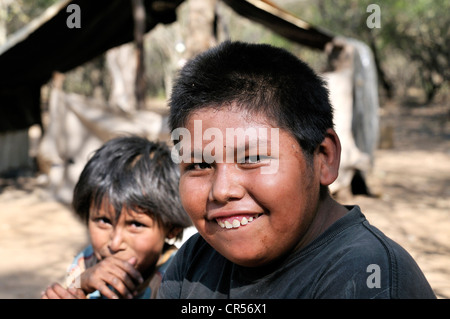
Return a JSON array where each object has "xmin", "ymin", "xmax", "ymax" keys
[
  {"xmin": 0, "ymin": 102, "xmax": 449, "ymax": 299},
  {"xmin": 0, "ymin": 183, "xmax": 88, "ymax": 298}
]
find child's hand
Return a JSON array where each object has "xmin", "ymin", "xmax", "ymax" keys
[
  {"xmin": 80, "ymin": 256, "xmax": 144, "ymax": 299},
  {"xmin": 41, "ymin": 283, "xmax": 86, "ymax": 299}
]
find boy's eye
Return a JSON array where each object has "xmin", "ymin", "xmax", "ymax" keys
[
  {"xmin": 187, "ymin": 162, "xmax": 212, "ymax": 170},
  {"xmin": 243, "ymin": 154, "xmax": 261, "ymax": 163},
  {"xmin": 241, "ymin": 154, "xmax": 271, "ymax": 165}
]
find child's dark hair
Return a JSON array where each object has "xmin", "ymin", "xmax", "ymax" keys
[
  {"xmin": 72, "ymin": 136, "xmax": 191, "ymax": 240},
  {"xmin": 169, "ymin": 41, "xmax": 334, "ymax": 160}
]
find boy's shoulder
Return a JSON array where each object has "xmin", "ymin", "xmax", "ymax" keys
[
  {"xmin": 299, "ymin": 206, "xmax": 435, "ymax": 298},
  {"xmin": 175, "ymin": 232, "xmax": 224, "ymax": 269}
]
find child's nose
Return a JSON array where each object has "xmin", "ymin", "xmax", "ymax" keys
[
  {"xmin": 209, "ymin": 164, "xmax": 245, "ymax": 203},
  {"xmin": 108, "ymin": 228, "xmax": 126, "ymax": 253}
]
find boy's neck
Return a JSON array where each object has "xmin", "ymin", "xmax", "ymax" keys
[{"xmin": 293, "ymin": 195, "xmax": 348, "ymax": 253}]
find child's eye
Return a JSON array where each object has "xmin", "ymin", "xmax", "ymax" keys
[
  {"xmin": 97, "ymin": 217, "xmax": 111, "ymax": 224},
  {"xmin": 129, "ymin": 221, "xmax": 146, "ymax": 228},
  {"xmin": 92, "ymin": 217, "xmax": 112, "ymax": 228}
]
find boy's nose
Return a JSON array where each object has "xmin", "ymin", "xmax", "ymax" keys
[
  {"xmin": 108, "ymin": 228, "xmax": 126, "ymax": 253},
  {"xmin": 209, "ymin": 164, "xmax": 245, "ymax": 203}
]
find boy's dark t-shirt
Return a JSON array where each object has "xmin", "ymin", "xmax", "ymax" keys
[{"xmin": 158, "ymin": 206, "xmax": 435, "ymax": 299}]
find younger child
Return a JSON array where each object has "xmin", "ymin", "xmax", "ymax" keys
[
  {"xmin": 42, "ymin": 136, "xmax": 191, "ymax": 299},
  {"xmin": 158, "ymin": 41, "xmax": 436, "ymax": 298}
]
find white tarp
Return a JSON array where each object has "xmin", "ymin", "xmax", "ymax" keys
[{"xmin": 38, "ymin": 88, "xmax": 163, "ymax": 203}]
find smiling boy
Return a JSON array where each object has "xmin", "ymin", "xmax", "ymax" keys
[{"xmin": 158, "ymin": 41, "xmax": 435, "ymax": 298}]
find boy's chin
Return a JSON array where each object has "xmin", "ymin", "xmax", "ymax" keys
[
  {"xmin": 226, "ymin": 255, "xmax": 272, "ymax": 268},
  {"xmin": 213, "ymin": 244, "xmax": 274, "ymax": 268}
]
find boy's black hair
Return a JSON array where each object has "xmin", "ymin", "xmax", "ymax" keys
[
  {"xmin": 169, "ymin": 41, "xmax": 334, "ymax": 159},
  {"xmin": 72, "ymin": 136, "xmax": 191, "ymax": 240}
]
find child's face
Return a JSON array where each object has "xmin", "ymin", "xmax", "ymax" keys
[
  {"xmin": 178, "ymin": 106, "xmax": 323, "ymax": 267},
  {"xmin": 88, "ymin": 202, "xmax": 168, "ymax": 276}
]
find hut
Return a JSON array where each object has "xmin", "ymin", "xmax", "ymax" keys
[{"xmin": 0, "ymin": 0, "xmax": 379, "ymax": 199}]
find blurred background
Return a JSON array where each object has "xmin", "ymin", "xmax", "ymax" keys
[{"xmin": 0, "ymin": 0, "xmax": 449, "ymax": 298}]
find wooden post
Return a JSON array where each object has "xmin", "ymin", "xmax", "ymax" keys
[
  {"xmin": 185, "ymin": 0, "xmax": 217, "ymax": 59},
  {"xmin": 132, "ymin": 0, "xmax": 147, "ymax": 110}
]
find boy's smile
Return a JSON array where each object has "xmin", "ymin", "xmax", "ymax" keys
[
  {"xmin": 178, "ymin": 105, "xmax": 341, "ymax": 267},
  {"xmin": 213, "ymin": 212, "xmax": 262, "ymax": 229}
]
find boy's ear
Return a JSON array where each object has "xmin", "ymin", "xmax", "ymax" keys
[{"xmin": 317, "ymin": 128, "xmax": 341, "ymax": 186}]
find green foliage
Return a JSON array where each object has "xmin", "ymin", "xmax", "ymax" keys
[
  {"xmin": 280, "ymin": 0, "xmax": 449, "ymax": 103},
  {"xmin": 378, "ymin": 0, "xmax": 449, "ymax": 102},
  {"xmin": 5, "ymin": 0, "xmax": 61, "ymax": 34}
]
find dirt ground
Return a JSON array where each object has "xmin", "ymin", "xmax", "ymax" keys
[{"xmin": 0, "ymin": 102, "xmax": 449, "ymax": 299}]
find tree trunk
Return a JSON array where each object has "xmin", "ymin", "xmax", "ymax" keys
[
  {"xmin": 184, "ymin": 0, "xmax": 217, "ymax": 59},
  {"xmin": 132, "ymin": 0, "xmax": 147, "ymax": 110}
]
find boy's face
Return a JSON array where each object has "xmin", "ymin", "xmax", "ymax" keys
[
  {"xmin": 88, "ymin": 203, "xmax": 167, "ymax": 276},
  {"xmin": 178, "ymin": 106, "xmax": 323, "ymax": 267}
]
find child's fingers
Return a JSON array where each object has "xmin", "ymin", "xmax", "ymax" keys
[
  {"xmin": 128, "ymin": 256, "xmax": 136, "ymax": 265},
  {"xmin": 102, "ymin": 275, "xmax": 133, "ymax": 299},
  {"xmin": 42, "ymin": 284, "xmax": 62, "ymax": 299},
  {"xmin": 67, "ymin": 287, "xmax": 86, "ymax": 299},
  {"xmin": 42, "ymin": 283, "xmax": 77, "ymax": 299},
  {"xmin": 104, "ymin": 265, "xmax": 144, "ymax": 298},
  {"xmin": 80, "ymin": 256, "xmax": 144, "ymax": 298},
  {"xmin": 87, "ymin": 266, "xmax": 137, "ymax": 298},
  {"xmin": 116, "ymin": 257, "xmax": 143, "ymax": 284},
  {"xmin": 99, "ymin": 256, "xmax": 143, "ymax": 284},
  {"xmin": 80, "ymin": 269, "xmax": 121, "ymax": 299},
  {"xmin": 97, "ymin": 283, "xmax": 120, "ymax": 299},
  {"xmin": 105, "ymin": 257, "xmax": 144, "ymax": 291}
]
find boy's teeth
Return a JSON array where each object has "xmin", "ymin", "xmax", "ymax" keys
[{"xmin": 217, "ymin": 214, "xmax": 259, "ymax": 229}]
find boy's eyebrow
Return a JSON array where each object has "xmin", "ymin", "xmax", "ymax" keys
[
  {"xmin": 235, "ymin": 138, "xmax": 270, "ymax": 153},
  {"xmin": 187, "ymin": 137, "xmax": 273, "ymax": 161},
  {"xmin": 188, "ymin": 150, "xmax": 203, "ymax": 162}
]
